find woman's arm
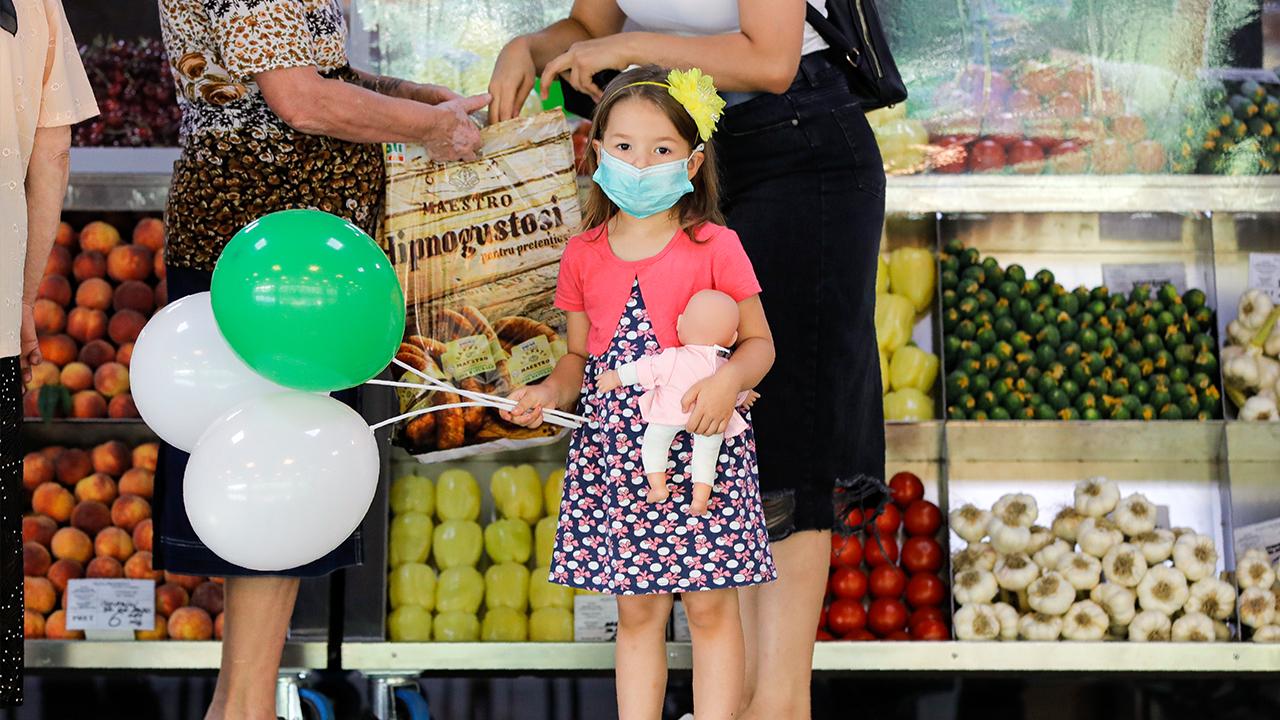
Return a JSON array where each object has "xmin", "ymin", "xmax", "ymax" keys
[
  {"xmin": 348, "ymin": 68, "xmax": 463, "ymax": 105},
  {"xmin": 19, "ymin": 126, "xmax": 73, "ymax": 381},
  {"xmin": 502, "ymin": 312, "xmax": 591, "ymax": 426},
  {"xmin": 682, "ymin": 295, "xmax": 775, "ymax": 435}
]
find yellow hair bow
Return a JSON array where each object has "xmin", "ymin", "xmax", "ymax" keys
[{"xmin": 625, "ymin": 68, "xmax": 727, "ymax": 142}]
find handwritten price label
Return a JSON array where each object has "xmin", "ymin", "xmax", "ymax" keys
[
  {"xmin": 1101, "ymin": 262, "xmax": 1188, "ymax": 295},
  {"xmin": 65, "ymin": 579, "xmax": 155, "ymax": 631},
  {"xmin": 1248, "ymin": 253, "xmax": 1280, "ymax": 304}
]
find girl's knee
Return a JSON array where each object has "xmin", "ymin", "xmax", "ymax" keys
[
  {"xmin": 617, "ymin": 596, "xmax": 673, "ymax": 629},
  {"xmin": 683, "ymin": 590, "xmax": 737, "ymax": 629}
]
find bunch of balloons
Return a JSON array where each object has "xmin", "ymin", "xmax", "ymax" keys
[{"xmin": 131, "ymin": 210, "xmax": 405, "ymax": 571}]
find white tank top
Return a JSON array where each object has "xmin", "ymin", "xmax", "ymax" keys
[{"xmin": 617, "ymin": 0, "xmax": 830, "ymax": 56}]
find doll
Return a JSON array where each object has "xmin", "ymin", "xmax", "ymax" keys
[{"xmin": 597, "ymin": 289, "xmax": 755, "ymax": 515}]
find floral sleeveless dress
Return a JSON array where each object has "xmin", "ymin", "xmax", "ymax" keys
[{"xmin": 549, "ymin": 284, "xmax": 776, "ymax": 595}]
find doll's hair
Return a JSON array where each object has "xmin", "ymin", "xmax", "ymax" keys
[{"xmin": 580, "ymin": 65, "xmax": 724, "ymax": 241}]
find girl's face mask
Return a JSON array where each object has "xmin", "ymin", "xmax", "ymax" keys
[{"xmin": 592, "ymin": 144, "xmax": 703, "ymax": 219}]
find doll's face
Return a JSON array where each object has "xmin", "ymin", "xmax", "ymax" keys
[{"xmin": 677, "ymin": 290, "xmax": 739, "ymax": 347}]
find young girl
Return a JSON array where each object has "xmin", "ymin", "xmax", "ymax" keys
[{"xmin": 503, "ymin": 65, "xmax": 776, "ymax": 719}]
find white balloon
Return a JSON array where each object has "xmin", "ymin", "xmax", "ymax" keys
[
  {"xmin": 131, "ymin": 292, "xmax": 292, "ymax": 451},
  {"xmin": 184, "ymin": 392, "xmax": 379, "ymax": 571}
]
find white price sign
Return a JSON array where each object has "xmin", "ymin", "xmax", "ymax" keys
[
  {"xmin": 1101, "ymin": 263, "xmax": 1188, "ymax": 295},
  {"xmin": 573, "ymin": 594, "xmax": 618, "ymax": 642},
  {"xmin": 1234, "ymin": 516, "xmax": 1280, "ymax": 565},
  {"xmin": 1247, "ymin": 253, "xmax": 1280, "ymax": 304},
  {"xmin": 65, "ymin": 579, "xmax": 155, "ymax": 631}
]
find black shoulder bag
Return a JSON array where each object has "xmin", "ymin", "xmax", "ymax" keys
[
  {"xmin": 805, "ymin": 0, "xmax": 907, "ymax": 110},
  {"xmin": 2, "ymin": 0, "xmax": 18, "ymax": 36}
]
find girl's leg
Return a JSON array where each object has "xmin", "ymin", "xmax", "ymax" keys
[
  {"xmin": 683, "ymin": 588, "xmax": 745, "ymax": 720},
  {"xmin": 641, "ymin": 423, "xmax": 682, "ymax": 503},
  {"xmin": 688, "ymin": 433, "xmax": 724, "ymax": 515},
  {"xmin": 615, "ymin": 593, "xmax": 675, "ymax": 720}
]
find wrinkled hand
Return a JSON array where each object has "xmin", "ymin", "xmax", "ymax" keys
[
  {"xmin": 424, "ymin": 94, "xmax": 490, "ymax": 162},
  {"xmin": 411, "ymin": 83, "xmax": 464, "ymax": 106},
  {"xmin": 500, "ymin": 383, "xmax": 560, "ymax": 428},
  {"xmin": 540, "ymin": 35, "xmax": 631, "ymax": 103},
  {"xmin": 681, "ymin": 370, "xmax": 742, "ymax": 437},
  {"xmin": 596, "ymin": 369, "xmax": 622, "ymax": 393},
  {"xmin": 488, "ymin": 37, "xmax": 537, "ymax": 124},
  {"xmin": 18, "ymin": 302, "xmax": 41, "ymax": 384}
]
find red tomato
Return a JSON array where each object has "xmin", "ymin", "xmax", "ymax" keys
[
  {"xmin": 817, "ymin": 629, "xmax": 834, "ymax": 641},
  {"xmin": 885, "ymin": 630, "xmax": 911, "ymax": 641},
  {"xmin": 844, "ymin": 507, "xmax": 865, "ymax": 530},
  {"xmin": 889, "ymin": 472, "xmax": 925, "ymax": 508},
  {"xmin": 874, "ymin": 504, "xmax": 902, "ymax": 535},
  {"xmin": 911, "ymin": 618, "xmax": 950, "ymax": 641},
  {"xmin": 830, "ymin": 534, "xmax": 863, "ymax": 568},
  {"xmin": 909, "ymin": 606, "xmax": 947, "ymax": 631},
  {"xmin": 826, "ymin": 599, "xmax": 867, "ymax": 636},
  {"xmin": 831, "ymin": 567, "xmax": 868, "ymax": 601},
  {"xmin": 863, "ymin": 534, "xmax": 899, "ymax": 568},
  {"xmin": 901, "ymin": 536, "xmax": 943, "ymax": 574},
  {"xmin": 844, "ymin": 629, "xmax": 876, "ymax": 641},
  {"xmin": 904, "ymin": 500, "xmax": 942, "ymax": 537},
  {"xmin": 905, "ymin": 573, "xmax": 945, "ymax": 608},
  {"xmin": 867, "ymin": 598, "xmax": 908, "ymax": 636},
  {"xmin": 869, "ymin": 565, "xmax": 907, "ymax": 598}
]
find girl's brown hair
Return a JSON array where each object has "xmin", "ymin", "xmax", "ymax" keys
[{"xmin": 580, "ymin": 65, "xmax": 724, "ymax": 239}]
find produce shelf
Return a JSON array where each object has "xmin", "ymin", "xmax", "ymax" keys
[
  {"xmin": 64, "ymin": 148, "xmax": 179, "ymax": 212},
  {"xmin": 944, "ymin": 421, "xmax": 1226, "ymax": 463},
  {"xmin": 19, "ymin": 419, "xmax": 156, "ymax": 447},
  {"xmin": 24, "ymin": 641, "xmax": 327, "ymax": 671},
  {"xmin": 340, "ymin": 641, "xmax": 1280, "ymax": 674}
]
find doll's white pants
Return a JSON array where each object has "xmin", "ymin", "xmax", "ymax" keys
[{"xmin": 641, "ymin": 423, "xmax": 723, "ymax": 487}]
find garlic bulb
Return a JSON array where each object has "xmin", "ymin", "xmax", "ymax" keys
[
  {"xmin": 953, "ymin": 543, "xmax": 997, "ymax": 572},
  {"xmin": 1017, "ymin": 612, "xmax": 1063, "ymax": 640},
  {"xmin": 1077, "ymin": 517, "xmax": 1123, "ymax": 558},
  {"xmin": 1214, "ymin": 620, "xmax": 1232, "ymax": 641},
  {"xmin": 1240, "ymin": 547, "xmax": 1270, "ymax": 563},
  {"xmin": 1057, "ymin": 552, "xmax": 1103, "ymax": 592},
  {"xmin": 1091, "ymin": 583, "xmax": 1137, "ymax": 627},
  {"xmin": 992, "ymin": 602, "xmax": 1019, "ymax": 641},
  {"xmin": 1051, "ymin": 508, "xmax": 1086, "ymax": 542},
  {"xmin": 1252, "ymin": 625, "xmax": 1280, "ymax": 643},
  {"xmin": 1259, "ymin": 356, "xmax": 1280, "ymax": 391},
  {"xmin": 1171, "ymin": 612, "xmax": 1215, "ymax": 642},
  {"xmin": 1061, "ymin": 600, "xmax": 1109, "ymax": 641},
  {"xmin": 1225, "ymin": 351, "xmax": 1263, "ymax": 391},
  {"xmin": 988, "ymin": 517, "xmax": 1032, "ymax": 555},
  {"xmin": 1226, "ymin": 319, "xmax": 1255, "ymax": 347},
  {"xmin": 1238, "ymin": 587, "xmax": 1278, "ymax": 629},
  {"xmin": 1112, "ymin": 493, "xmax": 1157, "ymax": 537},
  {"xmin": 995, "ymin": 552, "xmax": 1040, "ymax": 591},
  {"xmin": 1128, "ymin": 610, "xmax": 1172, "ymax": 642},
  {"xmin": 1235, "ymin": 553, "xmax": 1277, "ymax": 590},
  {"xmin": 1026, "ymin": 525, "xmax": 1054, "ymax": 554},
  {"xmin": 1238, "ymin": 289, "xmax": 1274, "ymax": 329},
  {"xmin": 1185, "ymin": 578, "xmax": 1237, "ymax": 621},
  {"xmin": 1239, "ymin": 394, "xmax": 1279, "ymax": 421},
  {"xmin": 1028, "ymin": 572, "xmax": 1076, "ymax": 616},
  {"xmin": 1033, "ymin": 539, "xmax": 1072, "ymax": 571},
  {"xmin": 954, "ymin": 603, "xmax": 1001, "ymax": 641},
  {"xmin": 1171, "ymin": 533, "xmax": 1218, "ymax": 582},
  {"xmin": 1101, "ymin": 543, "xmax": 1148, "ymax": 588},
  {"xmin": 1137, "ymin": 566, "xmax": 1190, "ymax": 615},
  {"xmin": 950, "ymin": 504, "xmax": 992, "ymax": 543},
  {"xmin": 1170, "ymin": 526, "xmax": 1197, "ymax": 541},
  {"xmin": 954, "ymin": 569, "xmax": 999, "ymax": 606},
  {"xmin": 992, "ymin": 493, "xmax": 1038, "ymax": 529},
  {"xmin": 1074, "ymin": 477, "xmax": 1120, "ymax": 518},
  {"xmin": 1131, "ymin": 529, "xmax": 1175, "ymax": 564}
]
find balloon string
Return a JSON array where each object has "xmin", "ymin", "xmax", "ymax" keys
[
  {"xmin": 369, "ymin": 402, "xmax": 491, "ymax": 431},
  {"xmin": 382, "ymin": 358, "xmax": 588, "ymax": 425}
]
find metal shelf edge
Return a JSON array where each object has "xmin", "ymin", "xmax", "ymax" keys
[{"xmin": 24, "ymin": 641, "xmax": 327, "ymax": 671}]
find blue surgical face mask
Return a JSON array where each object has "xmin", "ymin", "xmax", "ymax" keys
[{"xmin": 592, "ymin": 144, "xmax": 703, "ymax": 219}]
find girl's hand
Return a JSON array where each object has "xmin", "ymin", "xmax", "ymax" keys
[
  {"xmin": 681, "ymin": 370, "xmax": 742, "ymax": 437},
  {"xmin": 488, "ymin": 37, "xmax": 537, "ymax": 123},
  {"xmin": 500, "ymin": 383, "xmax": 560, "ymax": 428},
  {"xmin": 539, "ymin": 35, "xmax": 631, "ymax": 102},
  {"xmin": 596, "ymin": 369, "xmax": 622, "ymax": 393}
]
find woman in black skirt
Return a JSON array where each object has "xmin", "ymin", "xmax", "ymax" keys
[{"xmin": 491, "ymin": 2, "xmax": 886, "ymax": 717}]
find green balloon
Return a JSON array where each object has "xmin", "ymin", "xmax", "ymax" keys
[{"xmin": 211, "ymin": 210, "xmax": 405, "ymax": 392}]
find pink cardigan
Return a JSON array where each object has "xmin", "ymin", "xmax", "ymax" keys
[
  {"xmin": 618, "ymin": 345, "xmax": 750, "ymax": 437},
  {"xmin": 554, "ymin": 223, "xmax": 762, "ymax": 355}
]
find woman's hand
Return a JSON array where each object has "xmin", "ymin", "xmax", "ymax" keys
[
  {"xmin": 423, "ymin": 94, "xmax": 491, "ymax": 161},
  {"xmin": 539, "ymin": 34, "xmax": 632, "ymax": 102},
  {"xmin": 681, "ymin": 369, "xmax": 743, "ymax": 437},
  {"xmin": 410, "ymin": 83, "xmax": 464, "ymax": 106},
  {"xmin": 489, "ymin": 36, "xmax": 538, "ymax": 124},
  {"xmin": 18, "ymin": 302, "xmax": 41, "ymax": 384},
  {"xmin": 500, "ymin": 382, "xmax": 562, "ymax": 428}
]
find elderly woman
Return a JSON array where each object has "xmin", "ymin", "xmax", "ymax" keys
[{"xmin": 156, "ymin": 2, "xmax": 486, "ymax": 718}]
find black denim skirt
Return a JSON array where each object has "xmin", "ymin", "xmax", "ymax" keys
[{"xmin": 717, "ymin": 52, "xmax": 887, "ymax": 536}]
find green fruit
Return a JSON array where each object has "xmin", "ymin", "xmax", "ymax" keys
[
  {"xmin": 1189, "ymin": 372, "xmax": 1213, "ymax": 392},
  {"xmin": 1059, "ymin": 342, "xmax": 1083, "ymax": 365},
  {"xmin": 1077, "ymin": 312, "xmax": 1095, "ymax": 330},
  {"xmin": 1046, "ymin": 362, "xmax": 1068, "ymax": 381},
  {"xmin": 940, "ymin": 269, "xmax": 959, "ymax": 291},
  {"xmin": 1138, "ymin": 314, "xmax": 1158, "ymax": 335},
  {"xmin": 946, "ymin": 370, "xmax": 970, "ymax": 399},
  {"xmin": 994, "ymin": 316, "xmax": 1018, "ymax": 340},
  {"xmin": 955, "ymin": 393, "xmax": 977, "ymax": 413},
  {"xmin": 1183, "ymin": 288, "xmax": 1207, "ymax": 312},
  {"xmin": 1248, "ymin": 119, "xmax": 1274, "ymax": 138},
  {"xmin": 1006, "ymin": 264, "xmax": 1027, "ymax": 285},
  {"xmin": 1027, "ymin": 391, "xmax": 1043, "ymax": 406},
  {"xmin": 1122, "ymin": 362, "xmax": 1143, "ymax": 386},
  {"xmin": 992, "ymin": 340, "xmax": 1014, "ymax": 363},
  {"xmin": 958, "ymin": 279, "xmax": 981, "ymax": 299},
  {"xmin": 976, "ymin": 289, "xmax": 996, "ymax": 310},
  {"xmin": 1075, "ymin": 392, "xmax": 1098, "ymax": 412},
  {"xmin": 1011, "ymin": 297, "xmax": 1032, "ymax": 321},
  {"xmin": 960, "ymin": 357, "xmax": 982, "ymax": 376},
  {"xmin": 1151, "ymin": 373, "xmax": 1171, "ymax": 390},
  {"xmin": 1033, "ymin": 294, "xmax": 1055, "ymax": 316},
  {"xmin": 1170, "ymin": 364, "xmax": 1190, "ymax": 384},
  {"xmin": 1105, "ymin": 309, "xmax": 1126, "ymax": 328},
  {"xmin": 1139, "ymin": 404, "xmax": 1157, "ymax": 421},
  {"xmin": 1058, "ymin": 407, "xmax": 1081, "ymax": 421},
  {"xmin": 1241, "ymin": 80, "xmax": 1266, "ymax": 103},
  {"xmin": 1011, "ymin": 330, "xmax": 1033, "ymax": 353},
  {"xmin": 980, "ymin": 353, "xmax": 1002, "ymax": 378},
  {"xmin": 947, "ymin": 405, "xmax": 967, "ymax": 420},
  {"xmin": 1086, "ymin": 300, "xmax": 1107, "ymax": 318},
  {"xmin": 1229, "ymin": 95, "xmax": 1258, "ymax": 120},
  {"xmin": 1071, "ymin": 361, "xmax": 1093, "ymax": 386},
  {"xmin": 999, "ymin": 360, "xmax": 1020, "ymax": 379},
  {"xmin": 1157, "ymin": 283, "xmax": 1180, "ymax": 307},
  {"xmin": 1137, "ymin": 358, "xmax": 1154, "ymax": 378},
  {"xmin": 976, "ymin": 390, "xmax": 997, "ymax": 412},
  {"xmin": 992, "ymin": 377, "xmax": 1016, "ymax": 399},
  {"xmin": 1123, "ymin": 338, "xmax": 1145, "ymax": 361},
  {"xmin": 1035, "ymin": 344, "xmax": 1057, "ymax": 369},
  {"xmin": 942, "ymin": 289, "xmax": 959, "ymax": 310},
  {"xmin": 962, "ymin": 266, "xmax": 987, "ymax": 287},
  {"xmin": 1058, "ymin": 318, "xmax": 1079, "ymax": 341},
  {"xmin": 974, "ymin": 311, "xmax": 995, "ymax": 329},
  {"xmin": 1085, "ymin": 352, "xmax": 1106, "ymax": 376},
  {"xmin": 1098, "ymin": 337, "xmax": 1119, "ymax": 361},
  {"xmin": 961, "ymin": 340, "xmax": 982, "ymax": 360},
  {"xmin": 943, "ymin": 335, "xmax": 962, "ymax": 363},
  {"xmin": 1157, "ymin": 310, "xmax": 1176, "ymax": 329},
  {"xmin": 992, "ymin": 298, "xmax": 1011, "ymax": 319},
  {"xmin": 1149, "ymin": 389, "xmax": 1171, "ymax": 409},
  {"xmin": 989, "ymin": 407, "xmax": 1011, "ymax": 420},
  {"xmin": 1021, "ymin": 279, "xmax": 1042, "ymax": 298},
  {"xmin": 1133, "ymin": 379, "xmax": 1151, "ymax": 402},
  {"xmin": 1262, "ymin": 95, "xmax": 1280, "ymax": 121},
  {"xmin": 1159, "ymin": 404, "xmax": 1183, "ymax": 421},
  {"xmin": 1034, "ymin": 269, "xmax": 1056, "ymax": 288},
  {"xmin": 1129, "ymin": 285, "xmax": 1150, "ymax": 304},
  {"xmin": 1194, "ymin": 350, "xmax": 1218, "ymax": 376},
  {"xmin": 1110, "ymin": 377, "xmax": 1131, "ymax": 397},
  {"xmin": 1122, "ymin": 394, "xmax": 1143, "ymax": 414},
  {"xmin": 1047, "ymin": 388, "xmax": 1070, "ymax": 411},
  {"xmin": 1078, "ymin": 328, "xmax": 1099, "ymax": 352},
  {"xmin": 976, "ymin": 326, "xmax": 997, "ymax": 351},
  {"xmin": 1024, "ymin": 312, "xmax": 1047, "ymax": 335},
  {"xmin": 1099, "ymin": 365, "xmax": 1117, "ymax": 384},
  {"xmin": 956, "ymin": 320, "xmax": 977, "ymax": 341},
  {"xmin": 1153, "ymin": 350, "xmax": 1174, "ymax": 373},
  {"xmin": 960, "ymin": 248, "xmax": 981, "ymax": 268},
  {"xmin": 970, "ymin": 373, "xmax": 991, "ymax": 395},
  {"xmin": 1085, "ymin": 376, "xmax": 1109, "ymax": 397},
  {"xmin": 1192, "ymin": 306, "xmax": 1214, "ymax": 327},
  {"xmin": 1056, "ymin": 293, "xmax": 1080, "ymax": 317},
  {"xmin": 1191, "ymin": 333, "xmax": 1215, "ymax": 354},
  {"xmin": 1109, "ymin": 404, "xmax": 1132, "ymax": 420},
  {"xmin": 1141, "ymin": 333, "xmax": 1164, "ymax": 355},
  {"xmin": 1230, "ymin": 119, "xmax": 1248, "ymax": 139},
  {"xmin": 943, "ymin": 239, "xmax": 964, "ymax": 256},
  {"xmin": 1060, "ymin": 379, "xmax": 1081, "ymax": 399},
  {"xmin": 1036, "ymin": 325, "xmax": 1062, "ymax": 349},
  {"xmin": 958, "ymin": 296, "xmax": 980, "ymax": 318},
  {"xmin": 971, "ymin": 410, "xmax": 989, "ymax": 421},
  {"xmin": 1014, "ymin": 350, "xmax": 1036, "ymax": 371},
  {"xmin": 1165, "ymin": 330, "xmax": 1187, "ymax": 350},
  {"xmin": 1016, "ymin": 406, "xmax": 1038, "ymax": 420},
  {"xmin": 1035, "ymin": 403, "xmax": 1057, "ymax": 420},
  {"xmin": 1168, "ymin": 303, "xmax": 1187, "ymax": 321},
  {"xmin": 1024, "ymin": 367, "xmax": 1043, "ymax": 386},
  {"xmin": 1170, "ymin": 382, "xmax": 1191, "ymax": 403},
  {"xmin": 1037, "ymin": 374, "xmax": 1059, "ymax": 397},
  {"xmin": 942, "ymin": 308, "xmax": 960, "ymax": 333}
]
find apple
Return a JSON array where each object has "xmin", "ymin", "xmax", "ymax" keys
[
  {"xmin": 967, "ymin": 139, "xmax": 1007, "ymax": 173},
  {"xmin": 1007, "ymin": 140, "xmax": 1046, "ymax": 174}
]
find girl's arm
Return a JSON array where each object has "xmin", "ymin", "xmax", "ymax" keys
[
  {"xmin": 502, "ymin": 311, "xmax": 590, "ymax": 427},
  {"xmin": 682, "ymin": 295, "xmax": 775, "ymax": 436}
]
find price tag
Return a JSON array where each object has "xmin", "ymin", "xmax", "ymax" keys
[
  {"xmin": 1100, "ymin": 263, "xmax": 1187, "ymax": 295},
  {"xmin": 509, "ymin": 335, "xmax": 556, "ymax": 386},
  {"xmin": 65, "ymin": 579, "xmax": 155, "ymax": 631},
  {"xmin": 1247, "ymin": 253, "xmax": 1280, "ymax": 304},
  {"xmin": 670, "ymin": 601, "xmax": 691, "ymax": 643},
  {"xmin": 573, "ymin": 594, "xmax": 618, "ymax": 642},
  {"xmin": 441, "ymin": 335, "xmax": 497, "ymax": 381},
  {"xmin": 1234, "ymin": 516, "xmax": 1280, "ymax": 565}
]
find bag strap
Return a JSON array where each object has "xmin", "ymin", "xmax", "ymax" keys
[
  {"xmin": 1, "ymin": 0, "xmax": 17, "ymax": 36},
  {"xmin": 804, "ymin": 2, "xmax": 858, "ymax": 65}
]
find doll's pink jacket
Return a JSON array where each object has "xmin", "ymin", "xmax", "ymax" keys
[{"xmin": 617, "ymin": 346, "xmax": 749, "ymax": 437}]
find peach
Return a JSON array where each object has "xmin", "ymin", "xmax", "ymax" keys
[
  {"xmin": 108, "ymin": 309, "xmax": 146, "ymax": 345},
  {"xmin": 24, "ymin": 609, "xmax": 46, "ymax": 639},
  {"xmin": 24, "ymin": 541, "xmax": 52, "ymax": 576},
  {"xmin": 125, "ymin": 551, "xmax": 164, "ymax": 582},
  {"xmin": 164, "ymin": 571, "xmax": 205, "ymax": 593},
  {"xmin": 86, "ymin": 555, "xmax": 123, "ymax": 579},
  {"xmin": 108, "ymin": 393, "xmax": 139, "ymax": 419},
  {"xmin": 214, "ymin": 612, "xmax": 224, "ymax": 640},
  {"xmin": 23, "ymin": 453, "xmax": 56, "ymax": 491},
  {"xmin": 72, "ymin": 390, "xmax": 108, "ymax": 419},
  {"xmin": 51, "ymin": 527, "xmax": 93, "ymax": 564},
  {"xmin": 60, "ymin": 362, "xmax": 94, "ymax": 392},
  {"xmin": 75, "ymin": 277, "xmax": 113, "ymax": 311},
  {"xmin": 73, "ymin": 250, "xmax": 108, "ymax": 282},
  {"xmin": 116, "ymin": 342, "xmax": 134, "ymax": 368},
  {"xmin": 93, "ymin": 362, "xmax": 130, "ymax": 398},
  {"xmin": 70, "ymin": 500, "xmax": 112, "ymax": 536},
  {"xmin": 92, "ymin": 440, "xmax": 132, "ymax": 476},
  {"xmin": 113, "ymin": 280, "xmax": 155, "ymax": 315},
  {"xmin": 75, "ymin": 473, "xmax": 118, "ymax": 504},
  {"xmin": 23, "ymin": 389, "xmax": 40, "ymax": 417},
  {"xmin": 55, "ymin": 221, "xmax": 76, "ymax": 248},
  {"xmin": 132, "ymin": 518, "xmax": 153, "ymax": 553},
  {"xmin": 34, "ymin": 298, "xmax": 66, "ymax": 334},
  {"xmin": 44, "ymin": 610, "xmax": 84, "ymax": 640},
  {"xmin": 154, "ymin": 246, "xmax": 166, "ymax": 280},
  {"xmin": 132, "ymin": 218, "xmax": 166, "ymax": 252},
  {"xmin": 79, "ymin": 221, "xmax": 122, "ymax": 254},
  {"xmin": 25, "ymin": 576, "xmax": 56, "ymax": 614},
  {"xmin": 211, "ymin": 577, "xmax": 224, "ymax": 585},
  {"xmin": 155, "ymin": 583, "xmax": 190, "ymax": 617},
  {"xmin": 78, "ymin": 339, "xmax": 116, "ymax": 368},
  {"xmin": 33, "ymin": 482, "xmax": 75, "ymax": 522},
  {"xmin": 168, "ymin": 606, "xmax": 214, "ymax": 641},
  {"xmin": 44, "ymin": 244, "xmax": 72, "ymax": 277},
  {"xmin": 55, "ymin": 448, "xmax": 93, "ymax": 485},
  {"xmin": 66, "ymin": 307, "xmax": 108, "ymax": 344},
  {"xmin": 155, "ymin": 279, "xmax": 167, "ymax": 308},
  {"xmin": 136, "ymin": 614, "xmax": 168, "ymax": 641},
  {"xmin": 38, "ymin": 333, "xmax": 78, "ymax": 367},
  {"xmin": 111, "ymin": 494, "xmax": 151, "ymax": 532},
  {"xmin": 190, "ymin": 582, "xmax": 224, "ymax": 616},
  {"xmin": 108, "ymin": 245, "xmax": 153, "ymax": 282},
  {"xmin": 119, "ymin": 468, "xmax": 154, "ymax": 498},
  {"xmin": 23, "ymin": 514, "xmax": 57, "ymax": 546},
  {"xmin": 94, "ymin": 526, "xmax": 134, "ymax": 562},
  {"xmin": 132, "ymin": 442, "xmax": 158, "ymax": 472},
  {"xmin": 27, "ymin": 361, "xmax": 61, "ymax": 390},
  {"xmin": 37, "ymin": 274, "xmax": 72, "ymax": 306},
  {"xmin": 46, "ymin": 559, "xmax": 83, "ymax": 594},
  {"xmin": 39, "ymin": 446, "xmax": 64, "ymax": 461}
]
